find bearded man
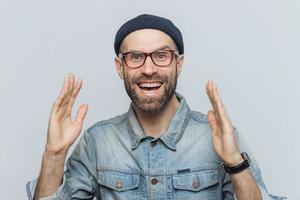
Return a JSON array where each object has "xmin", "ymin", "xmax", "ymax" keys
[{"xmin": 27, "ymin": 14, "xmax": 282, "ymax": 200}]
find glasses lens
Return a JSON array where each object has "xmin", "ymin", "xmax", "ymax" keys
[
  {"xmin": 125, "ymin": 52, "xmax": 145, "ymax": 68},
  {"xmin": 122, "ymin": 50, "xmax": 175, "ymax": 68},
  {"xmin": 152, "ymin": 51, "xmax": 173, "ymax": 66}
]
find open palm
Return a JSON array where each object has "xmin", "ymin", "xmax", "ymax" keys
[
  {"xmin": 45, "ymin": 73, "xmax": 88, "ymax": 154},
  {"xmin": 206, "ymin": 80, "xmax": 242, "ymax": 166}
]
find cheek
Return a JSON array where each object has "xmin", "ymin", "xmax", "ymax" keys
[
  {"xmin": 124, "ymin": 70, "xmax": 137, "ymax": 85},
  {"xmin": 164, "ymin": 68, "xmax": 177, "ymax": 82}
]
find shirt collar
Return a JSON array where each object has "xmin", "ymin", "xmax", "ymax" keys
[{"xmin": 126, "ymin": 92, "xmax": 190, "ymax": 151}]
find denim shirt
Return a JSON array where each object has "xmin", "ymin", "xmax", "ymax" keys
[{"xmin": 26, "ymin": 93, "xmax": 284, "ymax": 200}]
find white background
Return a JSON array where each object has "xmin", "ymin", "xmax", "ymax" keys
[{"xmin": 0, "ymin": 0, "xmax": 298, "ymax": 199}]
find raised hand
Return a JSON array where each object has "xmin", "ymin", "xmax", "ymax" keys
[
  {"xmin": 206, "ymin": 80, "xmax": 243, "ymax": 166},
  {"xmin": 45, "ymin": 73, "xmax": 88, "ymax": 155}
]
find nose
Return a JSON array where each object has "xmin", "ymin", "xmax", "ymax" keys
[{"xmin": 141, "ymin": 55, "xmax": 157, "ymax": 76}]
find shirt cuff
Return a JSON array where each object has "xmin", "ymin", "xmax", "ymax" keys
[
  {"xmin": 259, "ymin": 185, "xmax": 287, "ymax": 200},
  {"xmin": 26, "ymin": 177, "xmax": 68, "ymax": 200}
]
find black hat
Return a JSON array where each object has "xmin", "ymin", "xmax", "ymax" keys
[{"xmin": 114, "ymin": 14, "xmax": 184, "ymax": 55}]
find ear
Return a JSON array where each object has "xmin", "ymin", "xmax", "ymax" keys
[
  {"xmin": 115, "ymin": 57, "xmax": 124, "ymax": 80},
  {"xmin": 176, "ymin": 54, "xmax": 184, "ymax": 77}
]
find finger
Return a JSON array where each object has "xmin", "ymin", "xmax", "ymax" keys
[
  {"xmin": 211, "ymin": 82, "xmax": 231, "ymax": 124},
  {"xmin": 206, "ymin": 80, "xmax": 222, "ymax": 123},
  {"xmin": 65, "ymin": 73, "xmax": 75, "ymax": 105},
  {"xmin": 207, "ymin": 110, "xmax": 218, "ymax": 136},
  {"xmin": 210, "ymin": 82, "xmax": 223, "ymax": 114},
  {"xmin": 69, "ymin": 73, "xmax": 75, "ymax": 94},
  {"xmin": 74, "ymin": 104, "xmax": 89, "ymax": 127},
  {"xmin": 207, "ymin": 110, "xmax": 222, "ymax": 148},
  {"xmin": 69, "ymin": 79, "xmax": 83, "ymax": 107},
  {"xmin": 205, "ymin": 80, "xmax": 213, "ymax": 103},
  {"xmin": 206, "ymin": 80, "xmax": 218, "ymax": 111},
  {"xmin": 52, "ymin": 76, "xmax": 69, "ymax": 114},
  {"xmin": 65, "ymin": 79, "xmax": 83, "ymax": 116},
  {"xmin": 59, "ymin": 73, "xmax": 76, "ymax": 115}
]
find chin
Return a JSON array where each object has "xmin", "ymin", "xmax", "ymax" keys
[
  {"xmin": 136, "ymin": 103, "xmax": 164, "ymax": 114},
  {"xmin": 134, "ymin": 95, "xmax": 169, "ymax": 114}
]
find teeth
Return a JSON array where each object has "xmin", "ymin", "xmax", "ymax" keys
[{"xmin": 139, "ymin": 82, "xmax": 162, "ymax": 88}]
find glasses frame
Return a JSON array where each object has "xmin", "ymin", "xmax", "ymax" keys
[{"xmin": 118, "ymin": 49, "xmax": 179, "ymax": 69}]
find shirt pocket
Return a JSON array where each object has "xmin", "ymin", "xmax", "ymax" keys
[
  {"xmin": 97, "ymin": 170, "xmax": 143, "ymax": 200},
  {"xmin": 172, "ymin": 169, "xmax": 219, "ymax": 200}
]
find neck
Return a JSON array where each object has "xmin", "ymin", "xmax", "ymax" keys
[{"xmin": 134, "ymin": 94, "xmax": 180, "ymax": 138}]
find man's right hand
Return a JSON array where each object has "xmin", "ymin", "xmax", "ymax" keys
[
  {"xmin": 46, "ymin": 73, "xmax": 88, "ymax": 155},
  {"xmin": 34, "ymin": 73, "xmax": 88, "ymax": 200}
]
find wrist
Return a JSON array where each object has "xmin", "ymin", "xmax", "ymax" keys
[
  {"xmin": 223, "ymin": 152, "xmax": 251, "ymax": 174},
  {"xmin": 42, "ymin": 150, "xmax": 67, "ymax": 167},
  {"xmin": 225, "ymin": 154, "xmax": 244, "ymax": 167},
  {"xmin": 44, "ymin": 144, "xmax": 69, "ymax": 157}
]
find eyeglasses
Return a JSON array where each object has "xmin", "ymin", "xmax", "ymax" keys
[{"xmin": 118, "ymin": 49, "xmax": 179, "ymax": 69}]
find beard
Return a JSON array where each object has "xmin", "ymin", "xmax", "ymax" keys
[{"xmin": 123, "ymin": 67, "xmax": 178, "ymax": 114}]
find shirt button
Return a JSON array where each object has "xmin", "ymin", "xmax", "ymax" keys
[
  {"xmin": 115, "ymin": 179, "xmax": 123, "ymax": 189},
  {"xmin": 151, "ymin": 178, "xmax": 159, "ymax": 185},
  {"xmin": 192, "ymin": 179, "xmax": 200, "ymax": 189},
  {"xmin": 150, "ymin": 141, "xmax": 157, "ymax": 147}
]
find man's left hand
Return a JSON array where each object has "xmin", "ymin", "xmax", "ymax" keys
[{"xmin": 206, "ymin": 80, "xmax": 243, "ymax": 166}]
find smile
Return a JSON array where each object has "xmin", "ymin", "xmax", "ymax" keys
[{"xmin": 137, "ymin": 82, "xmax": 162, "ymax": 90}]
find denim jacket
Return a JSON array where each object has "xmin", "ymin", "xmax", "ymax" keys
[{"xmin": 26, "ymin": 93, "xmax": 284, "ymax": 200}]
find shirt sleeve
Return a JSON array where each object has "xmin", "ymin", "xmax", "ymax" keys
[
  {"xmin": 222, "ymin": 128, "xmax": 287, "ymax": 200},
  {"xmin": 26, "ymin": 176, "xmax": 69, "ymax": 200},
  {"xmin": 26, "ymin": 129, "xmax": 100, "ymax": 200}
]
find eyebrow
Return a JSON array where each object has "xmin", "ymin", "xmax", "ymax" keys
[{"xmin": 124, "ymin": 45, "xmax": 173, "ymax": 53}]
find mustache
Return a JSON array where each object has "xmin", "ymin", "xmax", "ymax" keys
[{"xmin": 133, "ymin": 74, "xmax": 168, "ymax": 84}]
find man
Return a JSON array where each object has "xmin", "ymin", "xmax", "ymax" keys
[{"xmin": 27, "ymin": 14, "xmax": 282, "ymax": 200}]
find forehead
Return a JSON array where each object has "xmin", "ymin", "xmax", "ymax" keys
[{"xmin": 120, "ymin": 29, "xmax": 177, "ymax": 52}]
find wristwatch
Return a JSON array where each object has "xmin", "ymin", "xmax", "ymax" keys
[{"xmin": 223, "ymin": 152, "xmax": 251, "ymax": 174}]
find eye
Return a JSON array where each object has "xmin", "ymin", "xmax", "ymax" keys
[
  {"xmin": 153, "ymin": 51, "xmax": 169, "ymax": 60},
  {"xmin": 128, "ymin": 53, "xmax": 144, "ymax": 61}
]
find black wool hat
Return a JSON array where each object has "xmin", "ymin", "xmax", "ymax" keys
[{"xmin": 114, "ymin": 14, "xmax": 184, "ymax": 55}]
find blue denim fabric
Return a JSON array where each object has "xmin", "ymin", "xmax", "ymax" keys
[{"xmin": 26, "ymin": 93, "xmax": 285, "ymax": 200}]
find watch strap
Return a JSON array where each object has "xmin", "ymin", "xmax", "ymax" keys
[{"xmin": 223, "ymin": 152, "xmax": 251, "ymax": 174}]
